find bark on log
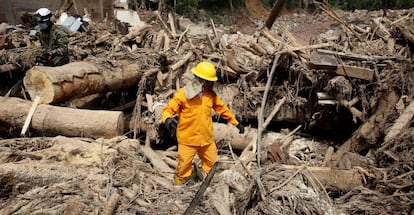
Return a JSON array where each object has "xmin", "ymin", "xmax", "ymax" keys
[
  {"xmin": 23, "ymin": 61, "xmax": 143, "ymax": 104},
  {"xmin": 281, "ymin": 165, "xmax": 363, "ymax": 191},
  {"xmin": 0, "ymin": 96, "xmax": 124, "ymax": 138}
]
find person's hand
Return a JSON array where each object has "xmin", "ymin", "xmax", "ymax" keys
[
  {"xmin": 54, "ymin": 48, "xmax": 65, "ymax": 55},
  {"xmin": 36, "ymin": 54, "xmax": 52, "ymax": 66},
  {"xmin": 165, "ymin": 117, "xmax": 178, "ymax": 134},
  {"xmin": 235, "ymin": 116, "xmax": 244, "ymax": 134},
  {"xmin": 236, "ymin": 123, "xmax": 244, "ymax": 134}
]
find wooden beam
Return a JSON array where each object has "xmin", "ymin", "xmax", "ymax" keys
[
  {"xmin": 336, "ymin": 65, "xmax": 374, "ymax": 81},
  {"xmin": 20, "ymin": 96, "xmax": 41, "ymax": 136}
]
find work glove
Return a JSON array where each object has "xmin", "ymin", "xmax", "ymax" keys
[
  {"xmin": 235, "ymin": 116, "xmax": 244, "ymax": 134},
  {"xmin": 35, "ymin": 53, "xmax": 52, "ymax": 66},
  {"xmin": 236, "ymin": 123, "xmax": 244, "ymax": 134},
  {"xmin": 165, "ymin": 117, "xmax": 178, "ymax": 135}
]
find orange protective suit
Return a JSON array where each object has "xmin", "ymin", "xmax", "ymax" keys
[{"xmin": 162, "ymin": 88, "xmax": 239, "ymax": 183}]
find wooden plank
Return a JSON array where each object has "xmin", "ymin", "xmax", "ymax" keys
[
  {"xmin": 20, "ymin": 95, "xmax": 41, "ymax": 136},
  {"xmin": 308, "ymin": 54, "xmax": 337, "ymax": 70},
  {"xmin": 317, "ymin": 92, "xmax": 335, "ymax": 100},
  {"xmin": 318, "ymin": 100, "xmax": 337, "ymax": 105},
  {"xmin": 336, "ymin": 65, "xmax": 374, "ymax": 81}
]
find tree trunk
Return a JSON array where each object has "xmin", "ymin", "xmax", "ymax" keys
[
  {"xmin": 264, "ymin": 0, "xmax": 288, "ymax": 30},
  {"xmin": 23, "ymin": 61, "xmax": 144, "ymax": 104},
  {"xmin": 0, "ymin": 96, "xmax": 124, "ymax": 138}
]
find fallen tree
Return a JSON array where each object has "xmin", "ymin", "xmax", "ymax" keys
[{"xmin": 0, "ymin": 96, "xmax": 124, "ymax": 138}]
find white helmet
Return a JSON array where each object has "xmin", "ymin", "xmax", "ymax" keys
[{"xmin": 35, "ymin": 8, "xmax": 52, "ymax": 22}]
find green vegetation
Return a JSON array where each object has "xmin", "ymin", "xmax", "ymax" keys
[
  {"xmin": 174, "ymin": 0, "xmax": 199, "ymax": 20},
  {"xmin": 163, "ymin": 0, "xmax": 413, "ymax": 22},
  {"xmin": 169, "ymin": 0, "xmax": 414, "ymax": 14}
]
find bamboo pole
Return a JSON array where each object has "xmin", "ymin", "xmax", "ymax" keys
[{"xmin": 257, "ymin": 53, "xmax": 281, "ymax": 167}]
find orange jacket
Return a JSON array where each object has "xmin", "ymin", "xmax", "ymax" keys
[{"xmin": 162, "ymin": 88, "xmax": 238, "ymax": 146}]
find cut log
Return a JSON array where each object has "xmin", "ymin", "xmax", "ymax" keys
[
  {"xmin": 23, "ymin": 61, "xmax": 144, "ymax": 104},
  {"xmin": 281, "ymin": 165, "xmax": 363, "ymax": 191},
  {"xmin": 0, "ymin": 96, "xmax": 124, "ymax": 138}
]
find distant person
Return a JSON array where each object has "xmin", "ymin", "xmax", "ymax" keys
[
  {"xmin": 162, "ymin": 61, "xmax": 244, "ymax": 185},
  {"xmin": 34, "ymin": 8, "xmax": 69, "ymax": 66}
]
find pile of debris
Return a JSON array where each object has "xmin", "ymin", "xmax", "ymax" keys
[{"xmin": 0, "ymin": 2, "xmax": 413, "ymax": 214}]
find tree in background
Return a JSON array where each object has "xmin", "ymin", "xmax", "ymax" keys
[{"xmin": 166, "ymin": 0, "xmax": 413, "ymax": 20}]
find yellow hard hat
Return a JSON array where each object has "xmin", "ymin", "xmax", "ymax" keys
[{"xmin": 191, "ymin": 61, "xmax": 218, "ymax": 81}]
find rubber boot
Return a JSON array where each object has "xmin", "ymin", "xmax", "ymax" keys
[{"xmin": 174, "ymin": 175, "xmax": 188, "ymax": 185}]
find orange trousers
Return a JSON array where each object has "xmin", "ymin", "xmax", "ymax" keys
[{"xmin": 175, "ymin": 143, "xmax": 217, "ymax": 180}]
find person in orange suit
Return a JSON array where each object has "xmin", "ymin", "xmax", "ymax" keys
[{"xmin": 162, "ymin": 61, "xmax": 244, "ymax": 185}]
